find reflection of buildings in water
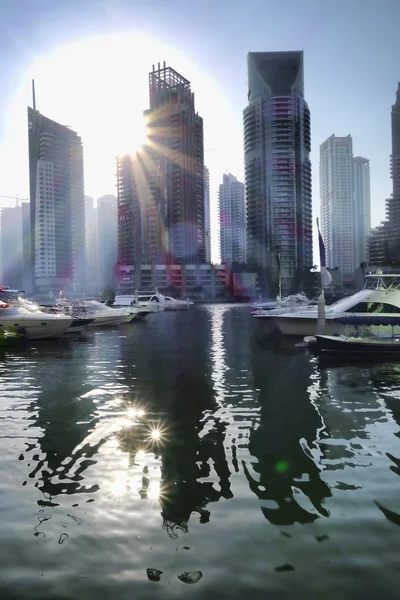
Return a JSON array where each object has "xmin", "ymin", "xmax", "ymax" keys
[
  {"xmin": 17, "ymin": 338, "xmax": 123, "ymax": 506},
  {"xmin": 246, "ymin": 343, "xmax": 331, "ymax": 525},
  {"xmin": 315, "ymin": 364, "xmax": 392, "ymax": 468},
  {"xmin": 115, "ymin": 308, "xmax": 233, "ymax": 537},
  {"xmin": 369, "ymin": 363, "xmax": 400, "ymax": 431}
]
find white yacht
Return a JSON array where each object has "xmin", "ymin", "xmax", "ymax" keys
[
  {"xmin": 252, "ymin": 294, "xmax": 313, "ymax": 318},
  {"xmin": 272, "ymin": 272, "xmax": 400, "ymax": 336},
  {"xmin": 252, "ymin": 293, "xmax": 310, "ymax": 312},
  {"xmin": 112, "ymin": 295, "xmax": 156, "ymax": 318},
  {"xmin": 0, "ymin": 296, "xmax": 73, "ymax": 340},
  {"xmin": 58, "ymin": 299, "xmax": 133, "ymax": 327},
  {"xmin": 135, "ymin": 289, "xmax": 192, "ymax": 311}
]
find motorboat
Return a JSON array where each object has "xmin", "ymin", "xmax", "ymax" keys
[
  {"xmin": 112, "ymin": 295, "xmax": 156, "ymax": 318},
  {"xmin": 0, "ymin": 297, "xmax": 73, "ymax": 340},
  {"xmin": 252, "ymin": 294, "xmax": 314, "ymax": 319},
  {"xmin": 63, "ymin": 300, "xmax": 133, "ymax": 327},
  {"xmin": 273, "ymin": 272, "xmax": 400, "ymax": 336},
  {"xmin": 252, "ymin": 293, "xmax": 310, "ymax": 313},
  {"xmin": 315, "ymin": 314, "xmax": 400, "ymax": 357},
  {"xmin": 134, "ymin": 289, "xmax": 192, "ymax": 311}
]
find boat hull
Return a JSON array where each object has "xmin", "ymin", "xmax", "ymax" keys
[
  {"xmin": 316, "ymin": 334, "xmax": 400, "ymax": 355},
  {"xmin": 0, "ymin": 316, "xmax": 73, "ymax": 339},
  {"xmin": 273, "ymin": 315, "xmax": 345, "ymax": 336},
  {"xmin": 66, "ymin": 318, "xmax": 94, "ymax": 333},
  {"xmin": 163, "ymin": 302, "xmax": 190, "ymax": 311},
  {"xmin": 87, "ymin": 315, "xmax": 128, "ymax": 327}
]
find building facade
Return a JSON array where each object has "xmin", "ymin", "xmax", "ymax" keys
[
  {"xmin": 117, "ymin": 63, "xmax": 206, "ymax": 271},
  {"xmin": 219, "ymin": 173, "xmax": 246, "ymax": 264},
  {"xmin": 0, "ymin": 205, "xmax": 23, "ymax": 289},
  {"xmin": 387, "ymin": 83, "xmax": 400, "ymax": 260},
  {"xmin": 84, "ymin": 196, "xmax": 100, "ymax": 292},
  {"xmin": 204, "ymin": 166, "xmax": 211, "ymax": 263},
  {"xmin": 353, "ymin": 156, "xmax": 371, "ymax": 265},
  {"xmin": 320, "ymin": 135, "xmax": 355, "ymax": 274},
  {"xmin": 28, "ymin": 107, "xmax": 85, "ymax": 293},
  {"xmin": 117, "ymin": 263, "xmax": 229, "ymax": 299},
  {"xmin": 97, "ymin": 195, "xmax": 117, "ymax": 288},
  {"xmin": 243, "ymin": 51, "xmax": 312, "ymax": 293},
  {"xmin": 366, "ymin": 84, "xmax": 400, "ymax": 265}
]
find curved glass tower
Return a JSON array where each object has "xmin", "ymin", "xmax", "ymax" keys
[{"xmin": 243, "ymin": 51, "xmax": 312, "ymax": 293}]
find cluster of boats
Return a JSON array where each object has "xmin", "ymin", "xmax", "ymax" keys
[
  {"xmin": 252, "ymin": 272, "xmax": 400, "ymax": 358},
  {"xmin": 0, "ymin": 288, "xmax": 193, "ymax": 342}
]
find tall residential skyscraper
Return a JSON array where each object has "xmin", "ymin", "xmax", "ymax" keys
[
  {"xmin": 366, "ymin": 83, "xmax": 400, "ymax": 264},
  {"xmin": 219, "ymin": 173, "xmax": 246, "ymax": 264},
  {"xmin": 243, "ymin": 51, "xmax": 312, "ymax": 293},
  {"xmin": 353, "ymin": 156, "xmax": 371, "ymax": 264},
  {"xmin": 204, "ymin": 166, "xmax": 211, "ymax": 263},
  {"xmin": 97, "ymin": 195, "xmax": 117, "ymax": 287},
  {"xmin": 0, "ymin": 205, "xmax": 23, "ymax": 288},
  {"xmin": 320, "ymin": 135, "xmax": 355, "ymax": 274},
  {"xmin": 84, "ymin": 196, "xmax": 99, "ymax": 290},
  {"xmin": 387, "ymin": 82, "xmax": 400, "ymax": 260},
  {"xmin": 28, "ymin": 105, "xmax": 85, "ymax": 293},
  {"xmin": 117, "ymin": 63, "xmax": 205, "ymax": 268},
  {"xmin": 21, "ymin": 201, "xmax": 31, "ymax": 291}
]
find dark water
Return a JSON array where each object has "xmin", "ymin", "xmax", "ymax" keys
[{"xmin": 1, "ymin": 305, "xmax": 400, "ymax": 599}]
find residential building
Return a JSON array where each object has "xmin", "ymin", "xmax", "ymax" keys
[
  {"xmin": 116, "ymin": 263, "xmax": 229, "ymax": 299},
  {"xmin": 204, "ymin": 166, "xmax": 211, "ymax": 263},
  {"xmin": 85, "ymin": 196, "xmax": 99, "ymax": 292},
  {"xmin": 353, "ymin": 156, "xmax": 371, "ymax": 264},
  {"xmin": 243, "ymin": 51, "xmax": 312, "ymax": 293},
  {"xmin": 0, "ymin": 205, "xmax": 23, "ymax": 289},
  {"xmin": 28, "ymin": 106, "xmax": 85, "ymax": 293},
  {"xmin": 365, "ymin": 83, "xmax": 400, "ymax": 265},
  {"xmin": 97, "ymin": 195, "xmax": 117, "ymax": 288},
  {"xmin": 366, "ymin": 221, "xmax": 389, "ymax": 264},
  {"xmin": 387, "ymin": 82, "xmax": 400, "ymax": 261},
  {"xmin": 117, "ymin": 63, "xmax": 205, "ymax": 270},
  {"xmin": 320, "ymin": 135, "xmax": 355, "ymax": 274},
  {"xmin": 219, "ymin": 173, "xmax": 246, "ymax": 264},
  {"xmin": 21, "ymin": 201, "xmax": 31, "ymax": 291}
]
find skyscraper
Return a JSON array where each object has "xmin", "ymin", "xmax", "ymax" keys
[
  {"xmin": 204, "ymin": 166, "xmax": 211, "ymax": 263},
  {"xmin": 97, "ymin": 195, "xmax": 117, "ymax": 287},
  {"xmin": 28, "ymin": 105, "xmax": 85, "ymax": 293},
  {"xmin": 84, "ymin": 196, "xmax": 99, "ymax": 291},
  {"xmin": 0, "ymin": 205, "xmax": 23, "ymax": 288},
  {"xmin": 387, "ymin": 82, "xmax": 400, "ymax": 260},
  {"xmin": 320, "ymin": 135, "xmax": 355, "ymax": 274},
  {"xmin": 366, "ymin": 83, "xmax": 400, "ymax": 265},
  {"xmin": 243, "ymin": 51, "xmax": 312, "ymax": 293},
  {"xmin": 21, "ymin": 201, "xmax": 31, "ymax": 291},
  {"xmin": 117, "ymin": 63, "xmax": 205, "ymax": 269},
  {"xmin": 219, "ymin": 173, "xmax": 246, "ymax": 264},
  {"xmin": 353, "ymin": 156, "xmax": 371, "ymax": 264}
]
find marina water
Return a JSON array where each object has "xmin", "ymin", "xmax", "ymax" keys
[{"xmin": 1, "ymin": 304, "xmax": 400, "ymax": 599}]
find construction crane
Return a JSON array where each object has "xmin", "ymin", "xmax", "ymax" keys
[{"xmin": 0, "ymin": 195, "xmax": 28, "ymax": 206}]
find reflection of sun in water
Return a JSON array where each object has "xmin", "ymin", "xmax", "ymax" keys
[
  {"xmin": 147, "ymin": 481, "xmax": 161, "ymax": 501},
  {"xmin": 111, "ymin": 474, "xmax": 127, "ymax": 498},
  {"xmin": 150, "ymin": 428, "xmax": 161, "ymax": 441}
]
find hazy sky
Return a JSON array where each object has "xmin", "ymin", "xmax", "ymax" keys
[{"xmin": 0, "ymin": 0, "xmax": 399, "ymax": 262}]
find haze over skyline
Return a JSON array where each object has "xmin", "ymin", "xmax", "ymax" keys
[{"xmin": 0, "ymin": 0, "xmax": 399, "ymax": 262}]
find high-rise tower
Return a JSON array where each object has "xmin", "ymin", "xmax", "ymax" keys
[
  {"xmin": 243, "ymin": 51, "xmax": 312, "ymax": 293},
  {"xmin": 28, "ymin": 97, "xmax": 85, "ymax": 293},
  {"xmin": 219, "ymin": 173, "xmax": 246, "ymax": 264},
  {"xmin": 320, "ymin": 135, "xmax": 355, "ymax": 273}
]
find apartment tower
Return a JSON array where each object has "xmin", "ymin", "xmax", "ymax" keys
[{"xmin": 243, "ymin": 51, "xmax": 312, "ymax": 293}]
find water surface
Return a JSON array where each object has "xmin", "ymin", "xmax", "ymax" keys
[{"xmin": 1, "ymin": 305, "xmax": 400, "ymax": 599}]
